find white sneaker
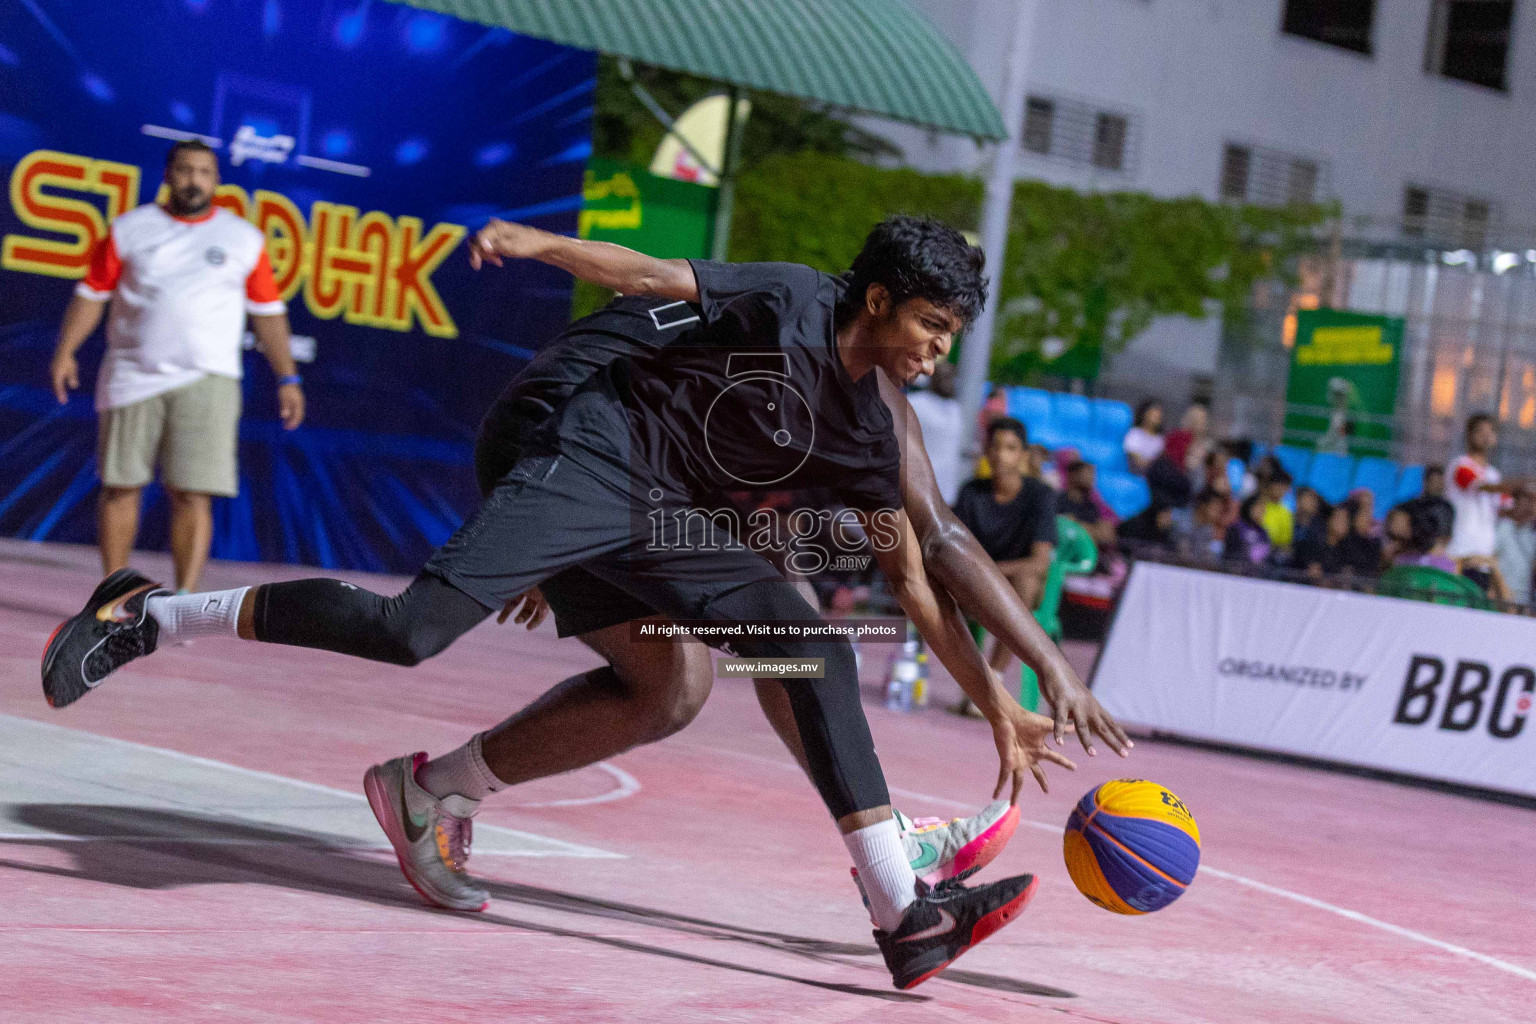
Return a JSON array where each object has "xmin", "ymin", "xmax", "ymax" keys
[
  {"xmin": 364, "ymin": 752, "xmax": 489, "ymax": 912},
  {"xmin": 898, "ymin": 801, "xmax": 1021, "ymax": 885}
]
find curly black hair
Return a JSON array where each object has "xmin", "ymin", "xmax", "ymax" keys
[{"xmin": 836, "ymin": 215, "xmax": 987, "ymax": 328}]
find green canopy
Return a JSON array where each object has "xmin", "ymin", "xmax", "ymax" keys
[{"xmin": 385, "ymin": 0, "xmax": 1007, "ymax": 141}]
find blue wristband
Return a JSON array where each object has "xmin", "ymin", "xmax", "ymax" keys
[{"xmin": 277, "ymin": 374, "xmax": 303, "ymax": 387}]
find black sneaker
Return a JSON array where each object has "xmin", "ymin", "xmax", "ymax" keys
[
  {"xmin": 874, "ymin": 868, "xmax": 1039, "ymax": 990},
  {"xmin": 41, "ymin": 569, "xmax": 167, "ymax": 708}
]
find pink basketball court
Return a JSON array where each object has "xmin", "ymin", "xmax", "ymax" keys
[{"xmin": 3, "ymin": 539, "xmax": 1532, "ymax": 1022}]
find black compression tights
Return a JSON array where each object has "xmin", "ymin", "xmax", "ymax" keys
[
  {"xmin": 251, "ymin": 573, "xmax": 490, "ymax": 667},
  {"xmin": 700, "ymin": 581, "xmax": 890, "ymax": 819}
]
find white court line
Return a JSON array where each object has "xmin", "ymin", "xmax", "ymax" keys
[
  {"xmin": 697, "ymin": 744, "xmax": 1536, "ymax": 985},
  {"xmin": 1196, "ymin": 865, "xmax": 1536, "ymax": 983},
  {"xmin": 0, "ymin": 833, "xmax": 573, "ymax": 856},
  {"xmin": 4, "ymin": 715, "xmax": 622, "ymax": 858},
  {"xmin": 513, "ymin": 762, "xmax": 641, "ymax": 808}
]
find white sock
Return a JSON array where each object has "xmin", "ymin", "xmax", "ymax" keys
[
  {"xmin": 842, "ymin": 818, "xmax": 918, "ymax": 932},
  {"xmin": 417, "ymin": 733, "xmax": 507, "ymax": 805},
  {"xmin": 145, "ymin": 587, "xmax": 248, "ymax": 641}
]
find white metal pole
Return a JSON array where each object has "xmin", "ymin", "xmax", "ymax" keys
[{"xmin": 956, "ymin": 0, "xmax": 1039, "ymax": 455}]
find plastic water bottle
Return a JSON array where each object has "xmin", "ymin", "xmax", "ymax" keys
[
  {"xmin": 885, "ymin": 658, "xmax": 917, "ymax": 711},
  {"xmin": 911, "ymin": 651, "xmax": 930, "ymax": 707}
]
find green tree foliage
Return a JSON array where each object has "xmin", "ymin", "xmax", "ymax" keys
[
  {"xmin": 728, "ymin": 151, "xmax": 981, "ymax": 268},
  {"xmin": 992, "ymin": 183, "xmax": 1331, "ymax": 381},
  {"xmin": 730, "ymin": 155, "xmax": 1328, "ymax": 383},
  {"xmin": 589, "ymin": 61, "xmax": 1329, "ymax": 383}
]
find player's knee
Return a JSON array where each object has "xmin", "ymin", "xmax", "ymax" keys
[
  {"xmin": 392, "ymin": 622, "xmax": 460, "ymax": 667},
  {"xmin": 618, "ymin": 641, "xmax": 712, "ymax": 740},
  {"xmin": 652, "ymin": 644, "xmax": 713, "ymax": 736}
]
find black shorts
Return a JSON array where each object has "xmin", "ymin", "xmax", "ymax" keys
[{"xmin": 447, "ymin": 392, "xmax": 773, "ymax": 640}]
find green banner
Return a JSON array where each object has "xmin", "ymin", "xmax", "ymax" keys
[
  {"xmin": 579, "ymin": 157, "xmax": 715, "ymax": 259},
  {"xmin": 1283, "ymin": 308, "xmax": 1403, "ymax": 456}
]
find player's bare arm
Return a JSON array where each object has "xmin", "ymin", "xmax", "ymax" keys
[
  {"xmin": 468, "ymin": 218, "xmax": 698, "ymax": 300},
  {"xmin": 877, "ymin": 371, "xmax": 1132, "ymax": 757},
  {"xmin": 861, "ymin": 506, "xmax": 1075, "ymax": 801}
]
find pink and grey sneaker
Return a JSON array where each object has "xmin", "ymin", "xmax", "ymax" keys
[
  {"xmin": 897, "ymin": 801, "xmax": 1020, "ymax": 885},
  {"xmin": 364, "ymin": 752, "xmax": 489, "ymax": 912}
]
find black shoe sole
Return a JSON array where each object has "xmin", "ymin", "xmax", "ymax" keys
[
  {"xmin": 41, "ymin": 568, "xmax": 155, "ymax": 709},
  {"xmin": 893, "ymin": 875, "xmax": 1039, "ymax": 990}
]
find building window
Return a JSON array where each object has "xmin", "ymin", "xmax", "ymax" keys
[
  {"xmin": 1219, "ymin": 142, "xmax": 1329, "ymax": 206},
  {"xmin": 1023, "ymin": 97, "xmax": 1054, "ymax": 154},
  {"xmin": 1282, "ymin": 0, "xmax": 1376, "ymax": 56},
  {"xmin": 1219, "ymin": 145, "xmax": 1252, "ymax": 201},
  {"xmin": 1018, "ymin": 92, "xmax": 1138, "ymax": 174},
  {"xmin": 1287, "ymin": 159, "xmax": 1320, "ymax": 206},
  {"xmin": 1425, "ymin": 0, "xmax": 1515, "ymax": 91},
  {"xmin": 1092, "ymin": 113, "xmax": 1128, "ymax": 170},
  {"xmin": 1403, "ymin": 184, "xmax": 1500, "ymax": 246}
]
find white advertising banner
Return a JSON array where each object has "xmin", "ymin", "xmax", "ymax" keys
[{"xmin": 1093, "ymin": 562, "xmax": 1536, "ymax": 798}]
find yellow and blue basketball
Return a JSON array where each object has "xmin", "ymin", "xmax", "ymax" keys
[{"xmin": 1063, "ymin": 779, "xmax": 1200, "ymax": 914}]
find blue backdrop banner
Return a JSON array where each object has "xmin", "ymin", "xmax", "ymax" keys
[{"xmin": 0, "ymin": 0, "xmax": 594, "ymax": 573}]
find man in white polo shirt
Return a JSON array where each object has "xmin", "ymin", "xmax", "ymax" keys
[
  {"xmin": 1447, "ymin": 412, "xmax": 1527, "ymax": 592},
  {"xmin": 48, "ymin": 140, "xmax": 305, "ymax": 592}
]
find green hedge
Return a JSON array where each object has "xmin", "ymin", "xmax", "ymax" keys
[
  {"xmin": 729, "ymin": 151, "xmax": 1329, "ymax": 383},
  {"xmin": 574, "ymin": 148, "xmax": 1329, "ymax": 384}
]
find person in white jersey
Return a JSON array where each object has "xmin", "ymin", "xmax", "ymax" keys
[
  {"xmin": 48, "ymin": 140, "xmax": 305, "ymax": 592},
  {"xmin": 1447, "ymin": 412, "xmax": 1527, "ymax": 591}
]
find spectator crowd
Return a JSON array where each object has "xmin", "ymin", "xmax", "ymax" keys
[{"xmin": 944, "ymin": 385, "xmax": 1536, "ymax": 611}]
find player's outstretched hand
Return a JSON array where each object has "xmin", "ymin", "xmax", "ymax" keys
[
  {"xmin": 468, "ymin": 218, "xmax": 547, "ymax": 270},
  {"xmin": 497, "ymin": 588, "xmax": 549, "ymax": 630},
  {"xmin": 991, "ymin": 702, "xmax": 1075, "ymax": 804},
  {"xmin": 1039, "ymin": 669, "xmax": 1134, "ymax": 759}
]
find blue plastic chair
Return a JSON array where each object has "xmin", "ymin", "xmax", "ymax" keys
[
  {"xmin": 1273, "ymin": 445, "xmax": 1312, "ymax": 484},
  {"xmin": 1076, "ymin": 437, "xmax": 1124, "ymax": 471},
  {"xmin": 1394, "ymin": 465, "xmax": 1426, "ymax": 505},
  {"xmin": 1098, "ymin": 470, "xmax": 1151, "ymax": 519},
  {"xmin": 1307, "ymin": 452, "xmax": 1354, "ymax": 505},
  {"xmin": 1352, "ymin": 457, "xmax": 1400, "ymax": 515},
  {"xmin": 1226, "ymin": 457, "xmax": 1247, "ymax": 494},
  {"xmin": 1052, "ymin": 394, "xmax": 1093, "ymax": 447},
  {"xmin": 1005, "ymin": 388, "xmax": 1055, "ymax": 446},
  {"xmin": 1092, "ymin": 399, "xmax": 1133, "ymax": 442}
]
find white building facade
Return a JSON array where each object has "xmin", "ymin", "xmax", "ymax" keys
[{"xmin": 877, "ymin": 0, "xmax": 1531, "ymax": 419}]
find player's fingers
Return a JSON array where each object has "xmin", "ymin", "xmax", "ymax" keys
[
  {"xmin": 527, "ymin": 601, "xmax": 549, "ymax": 630},
  {"xmin": 1104, "ymin": 714, "xmax": 1135, "ymax": 755},
  {"xmin": 497, "ymin": 601, "xmax": 515, "ymax": 624},
  {"xmin": 1053, "ymin": 706, "xmax": 1068, "ymax": 747},
  {"xmin": 1030, "ymin": 763, "xmax": 1047, "ymax": 796},
  {"xmin": 469, "ymin": 247, "xmax": 482, "ymax": 270},
  {"xmin": 1040, "ymin": 746, "xmax": 1077, "ymax": 771},
  {"xmin": 53, "ymin": 377, "xmax": 67, "ymax": 404},
  {"xmin": 1075, "ymin": 714, "xmax": 1098, "ymax": 757},
  {"xmin": 994, "ymin": 761, "xmax": 1009, "ymax": 801}
]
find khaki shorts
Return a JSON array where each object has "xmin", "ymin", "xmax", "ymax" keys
[{"xmin": 98, "ymin": 375, "xmax": 242, "ymax": 497}]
